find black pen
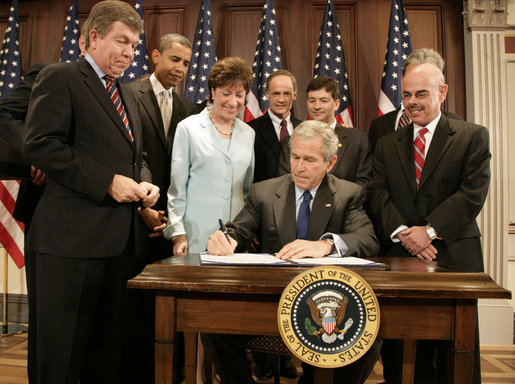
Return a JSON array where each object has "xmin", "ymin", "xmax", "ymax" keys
[{"xmin": 218, "ymin": 219, "xmax": 231, "ymax": 243}]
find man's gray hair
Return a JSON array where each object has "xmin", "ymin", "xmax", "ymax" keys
[
  {"xmin": 402, "ymin": 48, "xmax": 445, "ymax": 76},
  {"xmin": 157, "ymin": 33, "xmax": 192, "ymax": 52},
  {"xmin": 290, "ymin": 120, "xmax": 338, "ymax": 161}
]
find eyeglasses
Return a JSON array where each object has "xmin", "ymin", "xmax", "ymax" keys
[{"xmin": 401, "ymin": 90, "xmax": 431, "ymax": 101}]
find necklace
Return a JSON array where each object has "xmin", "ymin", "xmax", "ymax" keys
[{"xmin": 209, "ymin": 109, "xmax": 234, "ymax": 136}]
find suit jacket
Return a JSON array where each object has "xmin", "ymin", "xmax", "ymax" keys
[
  {"xmin": 0, "ymin": 63, "xmax": 48, "ymax": 227},
  {"xmin": 227, "ymin": 174, "xmax": 378, "ymax": 257},
  {"xmin": 367, "ymin": 115, "xmax": 491, "ymax": 271},
  {"xmin": 164, "ymin": 108, "xmax": 255, "ymax": 253},
  {"xmin": 248, "ymin": 112, "xmax": 301, "ymax": 182},
  {"xmin": 125, "ymin": 78, "xmax": 197, "ymax": 211},
  {"xmin": 369, "ymin": 109, "xmax": 464, "ymax": 150},
  {"xmin": 279, "ymin": 125, "xmax": 372, "ymax": 186},
  {"xmin": 24, "ymin": 57, "xmax": 146, "ymax": 258}
]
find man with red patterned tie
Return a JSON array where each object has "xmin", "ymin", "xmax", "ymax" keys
[
  {"xmin": 23, "ymin": 2, "xmax": 159, "ymax": 383},
  {"xmin": 367, "ymin": 49, "xmax": 490, "ymax": 384}
]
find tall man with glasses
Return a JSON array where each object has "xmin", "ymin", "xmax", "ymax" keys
[{"xmin": 367, "ymin": 51, "xmax": 490, "ymax": 383}]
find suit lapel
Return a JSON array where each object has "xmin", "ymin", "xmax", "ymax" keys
[
  {"xmin": 138, "ymin": 80, "xmax": 167, "ymax": 150},
  {"xmin": 260, "ymin": 114, "xmax": 281, "ymax": 151},
  {"xmin": 419, "ymin": 115, "xmax": 454, "ymax": 189},
  {"xmin": 273, "ymin": 178, "xmax": 297, "ymax": 246},
  {"xmin": 199, "ymin": 109, "xmax": 231, "ymax": 157},
  {"xmin": 308, "ymin": 177, "xmax": 335, "ymax": 239},
  {"xmin": 78, "ymin": 58, "xmax": 134, "ymax": 147},
  {"xmin": 331, "ymin": 125, "xmax": 348, "ymax": 174},
  {"xmin": 394, "ymin": 124, "xmax": 417, "ymax": 193}
]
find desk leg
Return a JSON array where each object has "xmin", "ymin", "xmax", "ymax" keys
[
  {"xmin": 448, "ymin": 300, "xmax": 475, "ymax": 384},
  {"xmin": 184, "ymin": 332, "xmax": 197, "ymax": 384},
  {"xmin": 401, "ymin": 339, "xmax": 416, "ymax": 383},
  {"xmin": 155, "ymin": 295, "xmax": 176, "ymax": 384}
]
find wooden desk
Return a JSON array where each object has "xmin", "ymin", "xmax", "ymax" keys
[{"xmin": 128, "ymin": 255, "xmax": 510, "ymax": 384}]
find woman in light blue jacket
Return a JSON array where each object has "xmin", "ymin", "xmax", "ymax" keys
[{"xmin": 164, "ymin": 57, "xmax": 255, "ymax": 255}]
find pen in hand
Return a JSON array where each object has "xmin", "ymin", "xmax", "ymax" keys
[{"xmin": 218, "ymin": 219, "xmax": 231, "ymax": 243}]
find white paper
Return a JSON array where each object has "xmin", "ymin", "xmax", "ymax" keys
[{"xmin": 200, "ymin": 253, "xmax": 377, "ymax": 266}]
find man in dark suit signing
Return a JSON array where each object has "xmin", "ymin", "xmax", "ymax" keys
[
  {"xmin": 126, "ymin": 33, "xmax": 197, "ymax": 260},
  {"xmin": 248, "ymin": 69, "xmax": 301, "ymax": 183},
  {"xmin": 279, "ymin": 76, "xmax": 372, "ymax": 186},
  {"xmin": 23, "ymin": 2, "xmax": 159, "ymax": 383},
  {"xmin": 202, "ymin": 120, "xmax": 380, "ymax": 384},
  {"xmin": 368, "ymin": 49, "xmax": 490, "ymax": 383}
]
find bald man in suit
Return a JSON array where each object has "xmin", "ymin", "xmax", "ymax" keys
[{"xmin": 368, "ymin": 49, "xmax": 490, "ymax": 384}]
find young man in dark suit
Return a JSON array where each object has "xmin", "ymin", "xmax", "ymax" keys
[
  {"xmin": 126, "ymin": 33, "xmax": 197, "ymax": 260},
  {"xmin": 23, "ymin": 2, "xmax": 159, "ymax": 383},
  {"xmin": 248, "ymin": 69, "xmax": 301, "ymax": 183},
  {"xmin": 203, "ymin": 120, "xmax": 380, "ymax": 384},
  {"xmin": 279, "ymin": 76, "xmax": 372, "ymax": 187},
  {"xmin": 368, "ymin": 49, "xmax": 490, "ymax": 384}
]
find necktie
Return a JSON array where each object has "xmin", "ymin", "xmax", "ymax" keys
[
  {"xmin": 296, "ymin": 190, "xmax": 312, "ymax": 240},
  {"xmin": 397, "ymin": 111, "xmax": 411, "ymax": 130},
  {"xmin": 160, "ymin": 90, "xmax": 172, "ymax": 139},
  {"xmin": 105, "ymin": 75, "xmax": 133, "ymax": 141},
  {"xmin": 279, "ymin": 119, "xmax": 289, "ymax": 145},
  {"xmin": 414, "ymin": 127, "xmax": 428, "ymax": 190}
]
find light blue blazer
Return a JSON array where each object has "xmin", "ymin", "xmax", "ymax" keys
[{"xmin": 164, "ymin": 108, "xmax": 255, "ymax": 252}]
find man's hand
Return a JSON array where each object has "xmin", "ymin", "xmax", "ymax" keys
[
  {"xmin": 172, "ymin": 235, "xmax": 189, "ymax": 257},
  {"xmin": 397, "ymin": 226, "xmax": 432, "ymax": 255},
  {"xmin": 139, "ymin": 181, "xmax": 159, "ymax": 208},
  {"xmin": 30, "ymin": 166, "xmax": 46, "ymax": 185},
  {"xmin": 275, "ymin": 239, "xmax": 331, "ymax": 260},
  {"xmin": 108, "ymin": 174, "xmax": 147, "ymax": 203},
  {"xmin": 138, "ymin": 208, "xmax": 167, "ymax": 237},
  {"xmin": 414, "ymin": 244, "xmax": 438, "ymax": 261},
  {"xmin": 206, "ymin": 230, "xmax": 237, "ymax": 255}
]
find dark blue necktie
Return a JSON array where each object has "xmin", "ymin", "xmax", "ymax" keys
[{"xmin": 296, "ymin": 190, "xmax": 312, "ymax": 240}]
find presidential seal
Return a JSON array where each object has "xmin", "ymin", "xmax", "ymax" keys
[{"xmin": 277, "ymin": 266, "xmax": 380, "ymax": 368}]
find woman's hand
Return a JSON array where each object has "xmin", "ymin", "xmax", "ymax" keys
[{"xmin": 172, "ymin": 235, "xmax": 188, "ymax": 257}]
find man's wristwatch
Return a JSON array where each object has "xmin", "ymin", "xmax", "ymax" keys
[
  {"xmin": 425, "ymin": 224, "xmax": 438, "ymax": 240},
  {"xmin": 324, "ymin": 238, "xmax": 336, "ymax": 255}
]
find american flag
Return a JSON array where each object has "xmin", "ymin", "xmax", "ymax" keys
[
  {"xmin": 0, "ymin": 0, "xmax": 24, "ymax": 268},
  {"xmin": 313, "ymin": 0, "xmax": 353, "ymax": 127},
  {"xmin": 60, "ymin": 0, "xmax": 81, "ymax": 63},
  {"xmin": 184, "ymin": 0, "xmax": 217, "ymax": 104},
  {"xmin": 243, "ymin": 0, "xmax": 282, "ymax": 122},
  {"xmin": 377, "ymin": 0, "xmax": 412, "ymax": 116},
  {"xmin": 118, "ymin": 0, "xmax": 150, "ymax": 83}
]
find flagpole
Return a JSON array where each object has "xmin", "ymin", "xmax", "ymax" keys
[{"xmin": 1, "ymin": 247, "xmax": 26, "ymax": 336}]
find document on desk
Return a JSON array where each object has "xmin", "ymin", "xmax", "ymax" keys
[{"xmin": 200, "ymin": 253, "xmax": 383, "ymax": 267}]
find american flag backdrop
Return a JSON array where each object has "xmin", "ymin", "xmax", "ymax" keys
[
  {"xmin": 313, "ymin": 0, "xmax": 353, "ymax": 127},
  {"xmin": 118, "ymin": 0, "xmax": 150, "ymax": 83},
  {"xmin": 377, "ymin": 0, "xmax": 412, "ymax": 116},
  {"xmin": 60, "ymin": 0, "xmax": 81, "ymax": 63},
  {"xmin": 184, "ymin": 0, "xmax": 217, "ymax": 105},
  {"xmin": 0, "ymin": 0, "xmax": 25, "ymax": 268},
  {"xmin": 243, "ymin": 0, "xmax": 282, "ymax": 123}
]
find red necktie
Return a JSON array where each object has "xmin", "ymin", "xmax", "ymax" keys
[
  {"xmin": 414, "ymin": 128, "xmax": 428, "ymax": 190},
  {"xmin": 105, "ymin": 75, "xmax": 133, "ymax": 141},
  {"xmin": 397, "ymin": 111, "xmax": 411, "ymax": 130},
  {"xmin": 279, "ymin": 119, "xmax": 289, "ymax": 145}
]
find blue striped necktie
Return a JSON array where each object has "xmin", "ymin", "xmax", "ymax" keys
[
  {"xmin": 296, "ymin": 190, "xmax": 312, "ymax": 240},
  {"xmin": 104, "ymin": 75, "xmax": 133, "ymax": 141}
]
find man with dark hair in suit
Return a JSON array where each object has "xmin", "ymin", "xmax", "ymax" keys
[
  {"xmin": 248, "ymin": 69, "xmax": 301, "ymax": 183},
  {"xmin": 23, "ymin": 1, "xmax": 159, "ymax": 383},
  {"xmin": 125, "ymin": 33, "xmax": 197, "ymax": 383},
  {"xmin": 368, "ymin": 51, "xmax": 490, "ymax": 384},
  {"xmin": 203, "ymin": 120, "xmax": 380, "ymax": 384},
  {"xmin": 126, "ymin": 33, "xmax": 197, "ymax": 260},
  {"xmin": 279, "ymin": 76, "xmax": 372, "ymax": 186},
  {"xmin": 369, "ymin": 48, "xmax": 462, "ymax": 150}
]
